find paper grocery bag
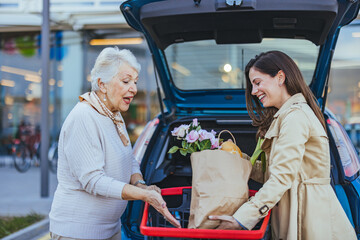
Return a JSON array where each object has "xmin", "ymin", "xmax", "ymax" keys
[{"xmin": 188, "ymin": 149, "xmax": 252, "ymax": 229}]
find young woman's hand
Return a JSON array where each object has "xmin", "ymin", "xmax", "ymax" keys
[
  {"xmin": 146, "ymin": 190, "xmax": 181, "ymax": 228},
  {"xmin": 209, "ymin": 215, "xmax": 243, "ymax": 230}
]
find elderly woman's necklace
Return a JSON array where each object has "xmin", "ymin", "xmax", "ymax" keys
[{"xmin": 93, "ymin": 92, "xmax": 129, "ymax": 146}]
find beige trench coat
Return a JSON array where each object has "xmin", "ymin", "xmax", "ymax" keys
[{"xmin": 233, "ymin": 93, "xmax": 356, "ymax": 240}]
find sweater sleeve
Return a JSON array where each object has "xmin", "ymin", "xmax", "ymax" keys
[
  {"xmin": 62, "ymin": 108, "xmax": 126, "ymax": 200},
  {"xmin": 131, "ymin": 156, "xmax": 142, "ymax": 176},
  {"xmin": 233, "ymin": 108, "xmax": 310, "ymax": 229}
]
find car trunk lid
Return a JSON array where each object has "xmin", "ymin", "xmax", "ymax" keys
[{"xmin": 121, "ymin": 0, "xmax": 359, "ymax": 113}]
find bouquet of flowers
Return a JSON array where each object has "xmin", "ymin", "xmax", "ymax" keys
[
  {"xmin": 167, "ymin": 118, "xmax": 252, "ymax": 229},
  {"xmin": 168, "ymin": 118, "xmax": 220, "ymax": 156}
]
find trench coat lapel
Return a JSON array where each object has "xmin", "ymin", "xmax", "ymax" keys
[{"xmin": 261, "ymin": 93, "xmax": 307, "ymax": 152}]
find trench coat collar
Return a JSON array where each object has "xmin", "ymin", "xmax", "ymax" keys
[{"xmin": 273, "ymin": 93, "xmax": 307, "ymax": 119}]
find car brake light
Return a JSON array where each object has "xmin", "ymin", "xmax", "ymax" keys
[
  {"xmin": 327, "ymin": 118, "xmax": 360, "ymax": 178},
  {"xmin": 133, "ymin": 118, "xmax": 159, "ymax": 164}
]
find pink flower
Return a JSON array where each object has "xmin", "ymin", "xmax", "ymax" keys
[
  {"xmin": 211, "ymin": 138, "xmax": 220, "ymax": 149},
  {"xmin": 198, "ymin": 129, "xmax": 210, "ymax": 141},
  {"xmin": 192, "ymin": 118, "xmax": 198, "ymax": 127},
  {"xmin": 171, "ymin": 124, "xmax": 189, "ymax": 138},
  {"xmin": 209, "ymin": 134, "xmax": 215, "ymax": 145},
  {"xmin": 186, "ymin": 130, "xmax": 199, "ymax": 143}
]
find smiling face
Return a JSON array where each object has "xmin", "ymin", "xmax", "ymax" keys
[
  {"xmin": 249, "ymin": 67, "xmax": 290, "ymax": 109},
  {"xmin": 100, "ymin": 62, "xmax": 139, "ymax": 112}
]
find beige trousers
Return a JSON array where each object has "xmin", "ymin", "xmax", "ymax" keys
[{"xmin": 50, "ymin": 231, "xmax": 121, "ymax": 240}]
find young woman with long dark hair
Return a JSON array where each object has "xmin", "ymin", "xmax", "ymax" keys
[{"xmin": 210, "ymin": 51, "xmax": 356, "ymax": 240}]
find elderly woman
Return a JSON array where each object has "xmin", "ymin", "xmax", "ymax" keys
[{"xmin": 49, "ymin": 47, "xmax": 180, "ymax": 240}]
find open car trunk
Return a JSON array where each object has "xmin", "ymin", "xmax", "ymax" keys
[
  {"xmin": 145, "ymin": 116, "xmax": 259, "ymax": 188},
  {"xmin": 122, "ymin": 116, "xmax": 263, "ymax": 239},
  {"xmin": 120, "ymin": 0, "xmax": 360, "ymax": 238}
]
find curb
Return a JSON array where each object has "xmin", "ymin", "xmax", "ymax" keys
[{"xmin": 1, "ymin": 218, "xmax": 49, "ymax": 240}]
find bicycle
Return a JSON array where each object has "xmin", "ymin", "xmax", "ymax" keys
[
  {"xmin": 12, "ymin": 130, "xmax": 40, "ymax": 173},
  {"xmin": 12, "ymin": 127, "xmax": 58, "ymax": 173}
]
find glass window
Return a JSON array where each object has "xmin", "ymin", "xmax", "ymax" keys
[
  {"xmin": 327, "ymin": 21, "xmax": 360, "ymax": 125},
  {"xmin": 327, "ymin": 22, "xmax": 360, "ymax": 148},
  {"xmin": 0, "ymin": 30, "xmax": 161, "ymax": 160},
  {"xmin": 165, "ymin": 39, "xmax": 319, "ymax": 90},
  {"xmin": 0, "ymin": 34, "xmax": 44, "ymax": 156},
  {"xmin": 326, "ymin": 21, "xmax": 360, "ymax": 178}
]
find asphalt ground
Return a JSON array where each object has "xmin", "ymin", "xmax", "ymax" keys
[{"xmin": 0, "ymin": 155, "xmax": 58, "ymax": 240}]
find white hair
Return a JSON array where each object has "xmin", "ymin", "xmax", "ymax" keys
[{"xmin": 90, "ymin": 47, "xmax": 141, "ymax": 91}]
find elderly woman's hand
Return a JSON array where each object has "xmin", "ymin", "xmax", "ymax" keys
[
  {"xmin": 208, "ymin": 215, "xmax": 243, "ymax": 230},
  {"xmin": 137, "ymin": 184, "xmax": 161, "ymax": 194},
  {"xmin": 145, "ymin": 190, "xmax": 181, "ymax": 228}
]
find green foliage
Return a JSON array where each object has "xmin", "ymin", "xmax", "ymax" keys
[
  {"xmin": 168, "ymin": 146, "xmax": 179, "ymax": 154},
  {"xmin": 180, "ymin": 149, "xmax": 188, "ymax": 156},
  {"xmin": 200, "ymin": 139, "xmax": 211, "ymax": 150},
  {"xmin": 250, "ymin": 137, "xmax": 267, "ymax": 172},
  {"xmin": 0, "ymin": 212, "xmax": 44, "ymax": 238}
]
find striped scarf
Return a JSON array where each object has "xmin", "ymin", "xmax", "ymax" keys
[{"xmin": 79, "ymin": 91, "xmax": 130, "ymax": 146}]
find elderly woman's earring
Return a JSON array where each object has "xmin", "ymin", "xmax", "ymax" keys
[{"xmin": 104, "ymin": 96, "xmax": 107, "ymax": 102}]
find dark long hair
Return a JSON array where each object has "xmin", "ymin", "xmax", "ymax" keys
[{"xmin": 245, "ymin": 51, "xmax": 326, "ymax": 139}]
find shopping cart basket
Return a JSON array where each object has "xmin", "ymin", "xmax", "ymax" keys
[{"xmin": 140, "ymin": 186, "xmax": 271, "ymax": 239}]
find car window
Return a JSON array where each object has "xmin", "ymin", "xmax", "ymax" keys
[
  {"xmin": 326, "ymin": 21, "xmax": 360, "ymax": 129},
  {"xmin": 165, "ymin": 39, "xmax": 319, "ymax": 90},
  {"xmin": 326, "ymin": 22, "xmax": 360, "ymax": 178}
]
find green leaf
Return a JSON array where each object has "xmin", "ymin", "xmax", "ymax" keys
[
  {"xmin": 196, "ymin": 126, "xmax": 201, "ymax": 131},
  {"xmin": 250, "ymin": 149, "xmax": 263, "ymax": 165},
  {"xmin": 188, "ymin": 147, "xmax": 195, "ymax": 153},
  {"xmin": 180, "ymin": 149, "xmax": 188, "ymax": 156},
  {"xmin": 250, "ymin": 137, "xmax": 265, "ymax": 165},
  {"xmin": 195, "ymin": 141, "xmax": 201, "ymax": 151},
  {"xmin": 200, "ymin": 140, "xmax": 211, "ymax": 150},
  {"xmin": 168, "ymin": 146, "xmax": 179, "ymax": 154},
  {"xmin": 200, "ymin": 139, "xmax": 208, "ymax": 149},
  {"xmin": 182, "ymin": 140, "xmax": 187, "ymax": 149}
]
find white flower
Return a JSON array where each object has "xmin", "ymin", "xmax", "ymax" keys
[{"xmin": 171, "ymin": 124, "xmax": 189, "ymax": 138}]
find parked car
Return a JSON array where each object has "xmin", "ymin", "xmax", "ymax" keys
[{"xmin": 120, "ymin": 0, "xmax": 360, "ymax": 239}]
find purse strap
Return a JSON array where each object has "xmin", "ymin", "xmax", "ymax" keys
[{"xmin": 218, "ymin": 130, "xmax": 236, "ymax": 145}]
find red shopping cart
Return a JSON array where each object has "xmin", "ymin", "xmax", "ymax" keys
[{"xmin": 141, "ymin": 187, "xmax": 271, "ymax": 240}]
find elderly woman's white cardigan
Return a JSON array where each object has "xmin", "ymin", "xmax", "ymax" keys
[{"xmin": 49, "ymin": 101, "xmax": 141, "ymax": 239}]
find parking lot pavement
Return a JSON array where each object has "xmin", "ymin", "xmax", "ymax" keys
[
  {"xmin": 0, "ymin": 156, "xmax": 58, "ymax": 240},
  {"xmin": 0, "ymin": 159, "xmax": 58, "ymax": 216}
]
